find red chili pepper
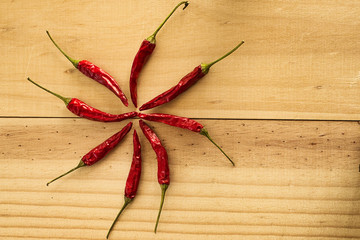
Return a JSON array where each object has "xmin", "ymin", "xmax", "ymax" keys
[
  {"xmin": 139, "ymin": 120, "xmax": 169, "ymax": 233},
  {"xmin": 27, "ymin": 78, "xmax": 137, "ymax": 122},
  {"xmin": 138, "ymin": 113, "xmax": 234, "ymax": 166},
  {"xmin": 106, "ymin": 129, "xmax": 141, "ymax": 239},
  {"xmin": 129, "ymin": 40, "xmax": 155, "ymax": 108},
  {"xmin": 129, "ymin": 1, "xmax": 189, "ymax": 107},
  {"xmin": 47, "ymin": 122, "xmax": 133, "ymax": 186},
  {"xmin": 46, "ymin": 31, "xmax": 129, "ymax": 107},
  {"xmin": 139, "ymin": 41, "xmax": 245, "ymax": 111}
]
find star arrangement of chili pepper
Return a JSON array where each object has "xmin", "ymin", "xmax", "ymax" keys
[{"xmin": 27, "ymin": 1, "xmax": 245, "ymax": 238}]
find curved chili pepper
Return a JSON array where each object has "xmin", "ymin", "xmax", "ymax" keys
[
  {"xmin": 139, "ymin": 41, "xmax": 245, "ymax": 111},
  {"xmin": 129, "ymin": 39, "xmax": 155, "ymax": 108},
  {"xmin": 46, "ymin": 31, "xmax": 128, "ymax": 106},
  {"xmin": 106, "ymin": 129, "xmax": 141, "ymax": 239},
  {"xmin": 139, "ymin": 120, "xmax": 169, "ymax": 233},
  {"xmin": 138, "ymin": 113, "xmax": 234, "ymax": 166},
  {"xmin": 27, "ymin": 78, "xmax": 137, "ymax": 122},
  {"xmin": 129, "ymin": 1, "xmax": 189, "ymax": 107},
  {"xmin": 67, "ymin": 98, "xmax": 137, "ymax": 122},
  {"xmin": 47, "ymin": 122, "xmax": 133, "ymax": 186}
]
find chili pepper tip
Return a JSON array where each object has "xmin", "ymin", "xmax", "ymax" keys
[
  {"xmin": 154, "ymin": 184, "xmax": 169, "ymax": 233},
  {"xmin": 147, "ymin": 1, "xmax": 190, "ymax": 43},
  {"xmin": 202, "ymin": 40, "xmax": 245, "ymax": 73},
  {"xmin": 46, "ymin": 160, "xmax": 86, "ymax": 186},
  {"xmin": 27, "ymin": 77, "xmax": 71, "ymax": 106},
  {"xmin": 200, "ymin": 128, "xmax": 235, "ymax": 166},
  {"xmin": 46, "ymin": 30, "xmax": 79, "ymax": 68},
  {"xmin": 106, "ymin": 197, "xmax": 132, "ymax": 239}
]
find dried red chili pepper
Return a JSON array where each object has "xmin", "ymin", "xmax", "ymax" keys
[
  {"xmin": 139, "ymin": 120, "xmax": 169, "ymax": 233},
  {"xmin": 27, "ymin": 78, "xmax": 137, "ymax": 122},
  {"xmin": 46, "ymin": 31, "xmax": 129, "ymax": 106},
  {"xmin": 139, "ymin": 41, "xmax": 245, "ymax": 111},
  {"xmin": 106, "ymin": 129, "xmax": 142, "ymax": 239},
  {"xmin": 138, "ymin": 113, "xmax": 234, "ymax": 166},
  {"xmin": 129, "ymin": 1, "xmax": 189, "ymax": 107},
  {"xmin": 47, "ymin": 122, "xmax": 133, "ymax": 186}
]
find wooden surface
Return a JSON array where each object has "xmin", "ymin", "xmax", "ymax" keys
[
  {"xmin": 1, "ymin": 0, "xmax": 360, "ymax": 120},
  {"xmin": 1, "ymin": 0, "xmax": 359, "ymax": 239}
]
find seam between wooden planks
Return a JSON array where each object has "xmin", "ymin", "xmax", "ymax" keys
[{"xmin": 0, "ymin": 116, "xmax": 359, "ymax": 122}]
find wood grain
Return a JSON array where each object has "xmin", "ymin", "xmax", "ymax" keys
[
  {"xmin": 1, "ymin": 119, "xmax": 359, "ymax": 239},
  {"xmin": 1, "ymin": 0, "xmax": 360, "ymax": 239},
  {"xmin": 0, "ymin": 0, "xmax": 359, "ymax": 120}
]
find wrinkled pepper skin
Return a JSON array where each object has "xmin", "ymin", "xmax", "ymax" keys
[
  {"xmin": 77, "ymin": 60, "xmax": 129, "ymax": 107},
  {"xmin": 128, "ymin": 0, "xmax": 189, "ymax": 109},
  {"xmin": 138, "ymin": 113, "xmax": 203, "ymax": 133},
  {"xmin": 46, "ymin": 122, "xmax": 133, "ymax": 186},
  {"xmin": 139, "ymin": 40, "xmax": 245, "ymax": 112},
  {"xmin": 139, "ymin": 112, "xmax": 234, "ymax": 166},
  {"xmin": 125, "ymin": 130, "xmax": 142, "ymax": 199},
  {"xmin": 26, "ymin": 77, "xmax": 135, "ymax": 122},
  {"xmin": 139, "ymin": 120, "xmax": 170, "ymax": 233},
  {"xmin": 67, "ymin": 98, "xmax": 137, "ymax": 122},
  {"xmin": 129, "ymin": 40, "xmax": 156, "ymax": 107},
  {"xmin": 139, "ymin": 65, "xmax": 206, "ymax": 111},
  {"xmin": 139, "ymin": 120, "xmax": 169, "ymax": 185},
  {"xmin": 106, "ymin": 129, "xmax": 142, "ymax": 239},
  {"xmin": 82, "ymin": 122, "xmax": 133, "ymax": 166}
]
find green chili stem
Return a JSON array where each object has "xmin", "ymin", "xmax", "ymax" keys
[
  {"xmin": 46, "ymin": 30, "xmax": 79, "ymax": 68},
  {"xmin": 200, "ymin": 128, "xmax": 235, "ymax": 166},
  {"xmin": 154, "ymin": 184, "xmax": 168, "ymax": 233},
  {"xmin": 27, "ymin": 77, "xmax": 71, "ymax": 105},
  {"xmin": 46, "ymin": 160, "xmax": 85, "ymax": 186},
  {"xmin": 201, "ymin": 41, "xmax": 245, "ymax": 73},
  {"xmin": 106, "ymin": 197, "xmax": 132, "ymax": 239},
  {"xmin": 146, "ymin": 1, "xmax": 189, "ymax": 44}
]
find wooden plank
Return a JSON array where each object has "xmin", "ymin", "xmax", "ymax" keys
[
  {"xmin": 0, "ymin": 118, "xmax": 359, "ymax": 239},
  {"xmin": 0, "ymin": 0, "xmax": 359, "ymax": 120}
]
